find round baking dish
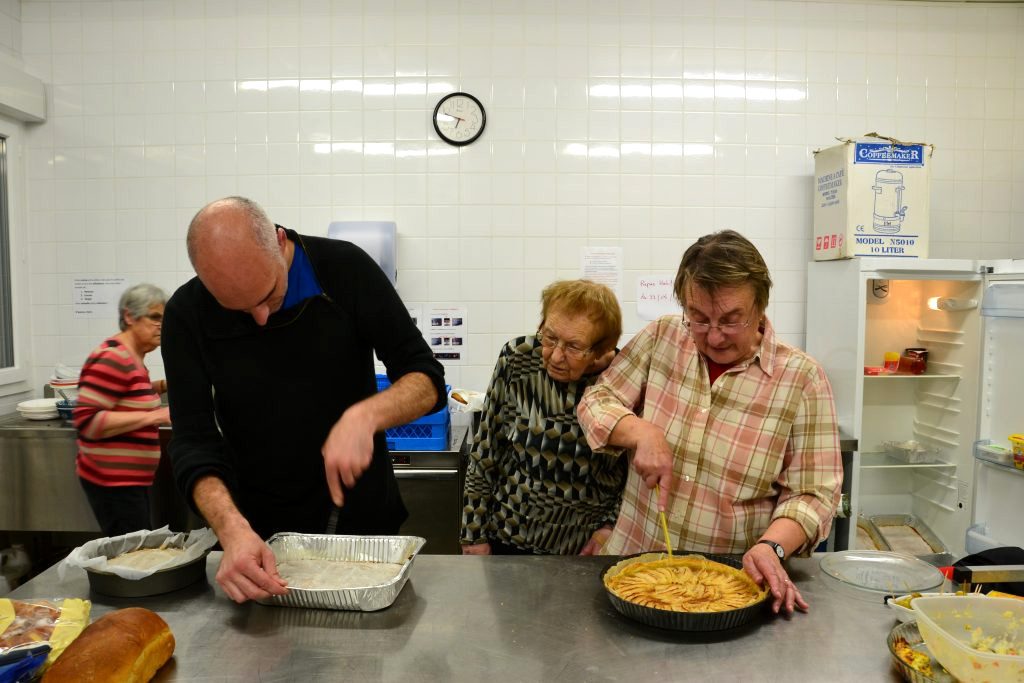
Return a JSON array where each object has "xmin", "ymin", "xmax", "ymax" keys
[
  {"xmin": 86, "ymin": 551, "xmax": 210, "ymax": 598},
  {"xmin": 601, "ymin": 552, "xmax": 770, "ymax": 631}
]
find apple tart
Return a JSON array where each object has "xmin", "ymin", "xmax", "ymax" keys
[{"xmin": 603, "ymin": 553, "xmax": 767, "ymax": 613}]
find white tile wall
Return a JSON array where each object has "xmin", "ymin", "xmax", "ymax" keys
[
  {"xmin": 15, "ymin": 0, "xmax": 1024, "ymax": 392},
  {"xmin": 0, "ymin": 0, "xmax": 20, "ymax": 59}
]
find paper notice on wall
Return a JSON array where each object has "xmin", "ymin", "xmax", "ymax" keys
[
  {"xmin": 581, "ymin": 246, "xmax": 622, "ymax": 298},
  {"xmin": 73, "ymin": 276, "xmax": 128, "ymax": 319},
  {"xmin": 427, "ymin": 306, "xmax": 467, "ymax": 364},
  {"xmin": 406, "ymin": 306, "xmax": 423, "ymax": 332},
  {"xmin": 636, "ymin": 275, "xmax": 682, "ymax": 321}
]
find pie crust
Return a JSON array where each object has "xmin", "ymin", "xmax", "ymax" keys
[{"xmin": 604, "ymin": 553, "xmax": 767, "ymax": 613}]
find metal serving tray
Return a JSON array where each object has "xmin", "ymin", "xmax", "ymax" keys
[
  {"xmin": 257, "ymin": 534, "xmax": 425, "ymax": 611},
  {"xmin": 870, "ymin": 514, "xmax": 951, "ymax": 566}
]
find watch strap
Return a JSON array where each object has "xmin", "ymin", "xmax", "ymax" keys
[{"xmin": 756, "ymin": 539, "xmax": 785, "ymax": 560}]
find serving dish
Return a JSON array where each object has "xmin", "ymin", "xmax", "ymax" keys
[
  {"xmin": 600, "ymin": 552, "xmax": 769, "ymax": 632},
  {"xmin": 887, "ymin": 592, "xmax": 948, "ymax": 623},
  {"xmin": 819, "ymin": 550, "xmax": 945, "ymax": 602},
  {"xmin": 913, "ymin": 595, "xmax": 1024, "ymax": 683},
  {"xmin": 887, "ymin": 620, "xmax": 955, "ymax": 682},
  {"xmin": 257, "ymin": 534, "xmax": 425, "ymax": 611}
]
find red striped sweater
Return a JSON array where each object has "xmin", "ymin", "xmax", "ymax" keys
[{"xmin": 73, "ymin": 337, "xmax": 161, "ymax": 487}]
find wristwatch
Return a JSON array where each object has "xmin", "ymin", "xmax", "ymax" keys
[{"xmin": 756, "ymin": 539, "xmax": 785, "ymax": 561}]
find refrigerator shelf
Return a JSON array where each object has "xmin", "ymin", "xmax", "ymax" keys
[
  {"xmin": 860, "ymin": 452, "xmax": 954, "ymax": 469},
  {"xmin": 974, "ymin": 444, "xmax": 1024, "ymax": 476},
  {"xmin": 863, "ymin": 373, "xmax": 960, "ymax": 380}
]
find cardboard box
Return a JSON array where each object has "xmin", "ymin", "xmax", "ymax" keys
[{"xmin": 813, "ymin": 134, "xmax": 933, "ymax": 260}]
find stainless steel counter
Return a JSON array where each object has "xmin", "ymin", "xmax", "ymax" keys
[
  {"xmin": 11, "ymin": 553, "xmax": 902, "ymax": 681},
  {"xmin": 0, "ymin": 412, "xmax": 187, "ymax": 532},
  {"xmin": 0, "ymin": 413, "xmax": 468, "ymax": 545}
]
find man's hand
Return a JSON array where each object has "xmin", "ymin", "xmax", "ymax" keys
[
  {"xmin": 215, "ymin": 525, "xmax": 288, "ymax": 604},
  {"xmin": 631, "ymin": 423, "xmax": 674, "ymax": 511},
  {"xmin": 321, "ymin": 403, "xmax": 376, "ymax": 507},
  {"xmin": 742, "ymin": 543, "xmax": 808, "ymax": 615},
  {"xmin": 579, "ymin": 526, "xmax": 613, "ymax": 555},
  {"xmin": 461, "ymin": 542, "xmax": 492, "ymax": 556}
]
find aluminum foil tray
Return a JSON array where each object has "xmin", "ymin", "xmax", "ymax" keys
[{"xmin": 257, "ymin": 534, "xmax": 425, "ymax": 611}]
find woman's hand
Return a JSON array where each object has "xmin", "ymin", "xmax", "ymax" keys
[
  {"xmin": 579, "ymin": 526, "xmax": 612, "ymax": 555},
  {"xmin": 631, "ymin": 423, "xmax": 674, "ymax": 511},
  {"xmin": 461, "ymin": 542, "xmax": 492, "ymax": 556},
  {"xmin": 742, "ymin": 543, "xmax": 808, "ymax": 615}
]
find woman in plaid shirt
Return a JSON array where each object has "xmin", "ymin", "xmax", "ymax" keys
[{"xmin": 578, "ymin": 230, "xmax": 842, "ymax": 615}]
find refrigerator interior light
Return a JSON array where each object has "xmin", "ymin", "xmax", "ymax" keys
[{"xmin": 927, "ymin": 297, "xmax": 978, "ymax": 311}]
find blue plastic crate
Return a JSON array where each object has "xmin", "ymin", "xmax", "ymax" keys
[{"xmin": 376, "ymin": 374, "xmax": 451, "ymax": 451}]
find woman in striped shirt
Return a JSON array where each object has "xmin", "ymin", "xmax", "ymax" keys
[{"xmin": 73, "ymin": 283, "xmax": 171, "ymax": 537}]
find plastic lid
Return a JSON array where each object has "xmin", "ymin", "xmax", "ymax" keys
[{"xmin": 819, "ymin": 550, "xmax": 945, "ymax": 596}]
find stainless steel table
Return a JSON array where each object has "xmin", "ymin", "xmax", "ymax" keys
[{"xmin": 11, "ymin": 553, "xmax": 903, "ymax": 681}]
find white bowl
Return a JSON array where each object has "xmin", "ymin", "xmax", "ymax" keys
[
  {"xmin": 19, "ymin": 411, "xmax": 59, "ymax": 420},
  {"xmin": 887, "ymin": 592, "xmax": 948, "ymax": 623},
  {"xmin": 18, "ymin": 398, "xmax": 60, "ymax": 413}
]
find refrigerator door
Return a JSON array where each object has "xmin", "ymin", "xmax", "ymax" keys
[
  {"xmin": 808, "ymin": 258, "xmax": 987, "ymax": 556},
  {"xmin": 969, "ymin": 275, "xmax": 1024, "ymax": 553}
]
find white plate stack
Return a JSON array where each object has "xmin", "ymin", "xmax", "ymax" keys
[
  {"xmin": 17, "ymin": 398, "xmax": 60, "ymax": 420},
  {"xmin": 49, "ymin": 377, "xmax": 79, "ymax": 402}
]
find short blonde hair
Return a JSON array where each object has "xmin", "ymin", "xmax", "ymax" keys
[{"xmin": 539, "ymin": 280, "xmax": 622, "ymax": 354}]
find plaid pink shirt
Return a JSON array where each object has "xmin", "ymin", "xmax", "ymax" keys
[{"xmin": 578, "ymin": 315, "xmax": 842, "ymax": 557}]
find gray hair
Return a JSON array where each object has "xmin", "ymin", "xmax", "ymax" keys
[
  {"xmin": 119, "ymin": 283, "xmax": 167, "ymax": 331},
  {"xmin": 186, "ymin": 196, "xmax": 278, "ymax": 266}
]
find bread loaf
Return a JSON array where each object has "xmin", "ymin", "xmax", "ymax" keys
[{"xmin": 42, "ymin": 607, "xmax": 174, "ymax": 683}]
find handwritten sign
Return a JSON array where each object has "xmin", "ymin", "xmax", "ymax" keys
[{"xmin": 636, "ymin": 275, "xmax": 681, "ymax": 321}]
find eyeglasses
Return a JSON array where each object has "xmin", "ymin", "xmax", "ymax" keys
[
  {"xmin": 683, "ymin": 314, "xmax": 752, "ymax": 335},
  {"xmin": 141, "ymin": 313, "xmax": 163, "ymax": 324},
  {"xmin": 537, "ymin": 330, "xmax": 593, "ymax": 360}
]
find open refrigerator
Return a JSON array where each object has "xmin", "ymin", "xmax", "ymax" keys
[{"xmin": 807, "ymin": 257, "xmax": 1024, "ymax": 560}]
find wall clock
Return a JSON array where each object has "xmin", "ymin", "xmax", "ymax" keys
[{"xmin": 432, "ymin": 92, "xmax": 486, "ymax": 146}]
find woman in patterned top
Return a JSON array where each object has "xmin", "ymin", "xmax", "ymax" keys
[
  {"xmin": 578, "ymin": 230, "xmax": 842, "ymax": 615},
  {"xmin": 73, "ymin": 283, "xmax": 171, "ymax": 537},
  {"xmin": 461, "ymin": 280, "xmax": 625, "ymax": 555}
]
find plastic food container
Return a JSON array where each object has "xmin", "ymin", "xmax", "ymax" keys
[
  {"xmin": 882, "ymin": 440, "xmax": 943, "ymax": 464},
  {"xmin": 1010, "ymin": 434, "xmax": 1024, "ymax": 470},
  {"xmin": 913, "ymin": 595, "xmax": 1024, "ymax": 683}
]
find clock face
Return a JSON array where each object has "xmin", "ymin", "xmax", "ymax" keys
[{"xmin": 433, "ymin": 92, "xmax": 486, "ymax": 146}]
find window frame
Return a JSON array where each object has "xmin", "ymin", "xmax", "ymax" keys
[{"xmin": 0, "ymin": 116, "xmax": 30, "ymax": 394}]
